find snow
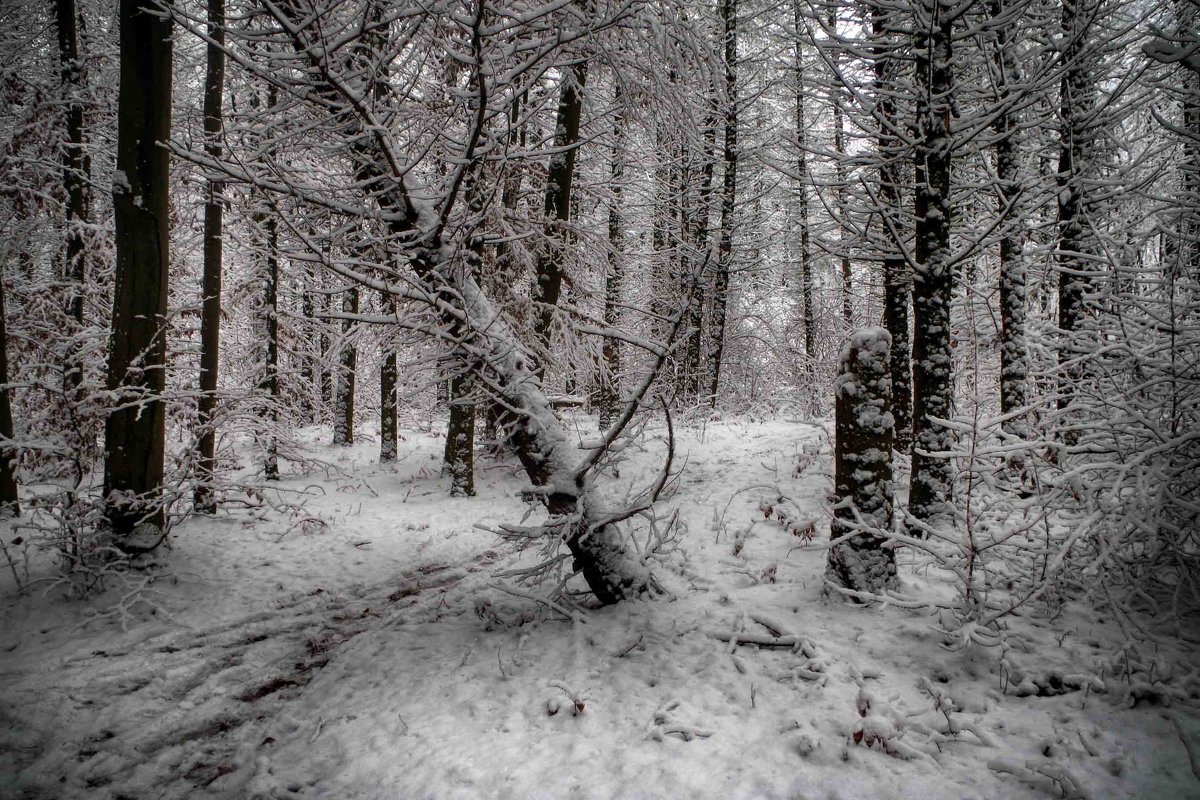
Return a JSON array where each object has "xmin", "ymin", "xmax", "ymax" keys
[{"xmin": 1, "ymin": 416, "xmax": 1197, "ymax": 799}]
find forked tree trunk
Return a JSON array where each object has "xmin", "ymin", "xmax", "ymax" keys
[
  {"xmin": 194, "ymin": 0, "xmax": 224, "ymax": 512},
  {"xmin": 827, "ymin": 327, "xmax": 895, "ymax": 595},
  {"xmin": 103, "ymin": 0, "xmax": 172, "ymax": 539}
]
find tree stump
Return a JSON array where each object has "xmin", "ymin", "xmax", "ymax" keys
[{"xmin": 826, "ymin": 327, "xmax": 897, "ymax": 596}]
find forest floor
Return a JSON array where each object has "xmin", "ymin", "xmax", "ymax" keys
[{"xmin": 1, "ymin": 413, "xmax": 1198, "ymax": 800}]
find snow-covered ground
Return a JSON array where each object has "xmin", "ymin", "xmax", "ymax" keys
[{"xmin": 1, "ymin": 416, "xmax": 1197, "ymax": 799}]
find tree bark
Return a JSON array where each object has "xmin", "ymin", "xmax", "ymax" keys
[
  {"xmin": 103, "ymin": 0, "xmax": 172, "ymax": 539},
  {"xmin": 0, "ymin": 273, "xmax": 18, "ymax": 516},
  {"xmin": 907, "ymin": 0, "xmax": 955, "ymax": 523},
  {"xmin": 793, "ymin": 1, "xmax": 815, "ymax": 362},
  {"xmin": 55, "ymin": 0, "xmax": 88, "ymax": 336},
  {"xmin": 829, "ymin": 6, "xmax": 853, "ymax": 327},
  {"xmin": 990, "ymin": 0, "xmax": 1028, "ymax": 443},
  {"xmin": 380, "ymin": 292, "xmax": 398, "ymax": 464},
  {"xmin": 827, "ymin": 327, "xmax": 895, "ymax": 595},
  {"xmin": 443, "ymin": 372, "xmax": 475, "ymax": 496},
  {"xmin": 333, "ymin": 285, "xmax": 358, "ymax": 447},
  {"xmin": 194, "ymin": 0, "xmax": 224, "ymax": 512},
  {"xmin": 262, "ymin": 208, "xmax": 280, "ymax": 479},
  {"xmin": 871, "ymin": 1, "xmax": 912, "ymax": 452},
  {"xmin": 597, "ymin": 84, "xmax": 624, "ymax": 430},
  {"xmin": 533, "ymin": 62, "xmax": 587, "ymax": 365},
  {"xmin": 709, "ymin": 0, "xmax": 738, "ymax": 407}
]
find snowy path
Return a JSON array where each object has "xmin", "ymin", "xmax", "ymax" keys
[{"xmin": 2, "ymin": 419, "xmax": 1198, "ymax": 799}]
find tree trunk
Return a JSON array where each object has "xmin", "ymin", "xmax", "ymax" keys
[
  {"xmin": 827, "ymin": 327, "xmax": 895, "ymax": 595},
  {"xmin": 1056, "ymin": 0, "xmax": 1098, "ymax": 426},
  {"xmin": 194, "ymin": 0, "xmax": 224, "ymax": 513},
  {"xmin": 380, "ymin": 292, "xmax": 398, "ymax": 464},
  {"xmin": 829, "ymin": 5, "xmax": 853, "ymax": 327},
  {"xmin": 333, "ymin": 286, "xmax": 358, "ymax": 446},
  {"xmin": 793, "ymin": 1, "xmax": 815, "ymax": 362},
  {"xmin": 709, "ymin": 0, "xmax": 738, "ymax": 407},
  {"xmin": 443, "ymin": 372, "xmax": 475, "ymax": 496},
  {"xmin": 533, "ymin": 62, "xmax": 587, "ymax": 365},
  {"xmin": 270, "ymin": 0, "xmax": 648, "ymax": 604},
  {"xmin": 871, "ymin": 1, "xmax": 912, "ymax": 452},
  {"xmin": 990, "ymin": 0, "xmax": 1028, "ymax": 443},
  {"xmin": 103, "ymin": 0, "xmax": 172, "ymax": 539},
  {"xmin": 907, "ymin": 0, "xmax": 955, "ymax": 523},
  {"xmin": 262, "ymin": 209, "xmax": 280, "ymax": 479},
  {"xmin": 597, "ymin": 84, "xmax": 624, "ymax": 431},
  {"xmin": 55, "ymin": 0, "xmax": 88, "ymax": 337},
  {"xmin": 0, "ymin": 273, "xmax": 18, "ymax": 516}
]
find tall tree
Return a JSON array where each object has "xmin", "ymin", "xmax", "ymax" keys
[
  {"xmin": 792, "ymin": 1, "xmax": 815, "ymax": 362},
  {"xmin": 194, "ymin": 0, "xmax": 225, "ymax": 512},
  {"xmin": 907, "ymin": 0, "xmax": 956, "ymax": 522},
  {"xmin": 103, "ymin": 0, "xmax": 173, "ymax": 540},
  {"xmin": 55, "ymin": 0, "xmax": 88, "ymax": 339},
  {"xmin": 380, "ymin": 292, "xmax": 398, "ymax": 463},
  {"xmin": 260, "ymin": 206, "xmax": 281, "ymax": 478},
  {"xmin": 533, "ymin": 61, "xmax": 587, "ymax": 366},
  {"xmin": 332, "ymin": 285, "xmax": 358, "ymax": 446},
  {"xmin": 990, "ymin": 0, "xmax": 1029, "ymax": 443},
  {"xmin": 708, "ymin": 0, "xmax": 738, "ymax": 406},
  {"xmin": 1055, "ymin": 0, "xmax": 1101, "ymax": 429},
  {"xmin": 0, "ymin": 271, "xmax": 17, "ymax": 516},
  {"xmin": 828, "ymin": 5, "xmax": 854, "ymax": 326},
  {"xmin": 869, "ymin": 0, "xmax": 912, "ymax": 451},
  {"xmin": 597, "ymin": 82, "xmax": 624, "ymax": 430}
]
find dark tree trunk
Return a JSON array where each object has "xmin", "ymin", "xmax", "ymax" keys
[
  {"xmin": 687, "ymin": 92, "xmax": 717, "ymax": 399},
  {"xmin": 1055, "ymin": 0, "xmax": 1098, "ymax": 427},
  {"xmin": 871, "ymin": 2, "xmax": 912, "ymax": 452},
  {"xmin": 829, "ymin": 6, "xmax": 853, "ymax": 327},
  {"xmin": 0, "ymin": 274, "xmax": 18, "ymax": 516},
  {"xmin": 333, "ymin": 286, "xmax": 358, "ymax": 446},
  {"xmin": 907, "ymin": 0, "xmax": 955, "ymax": 523},
  {"xmin": 533, "ymin": 62, "xmax": 587, "ymax": 363},
  {"xmin": 597, "ymin": 85, "xmax": 624, "ymax": 431},
  {"xmin": 827, "ymin": 328, "xmax": 895, "ymax": 595},
  {"xmin": 443, "ymin": 372, "xmax": 475, "ymax": 496},
  {"xmin": 300, "ymin": 267, "xmax": 316, "ymax": 416},
  {"xmin": 55, "ymin": 0, "xmax": 88, "ymax": 336},
  {"xmin": 103, "ymin": 0, "xmax": 172, "ymax": 538},
  {"xmin": 709, "ymin": 0, "xmax": 738, "ymax": 407},
  {"xmin": 990, "ymin": 0, "xmax": 1028, "ymax": 443},
  {"xmin": 380, "ymin": 292, "xmax": 398, "ymax": 464},
  {"xmin": 262, "ymin": 209, "xmax": 280, "ymax": 479},
  {"xmin": 194, "ymin": 0, "xmax": 224, "ymax": 512},
  {"xmin": 793, "ymin": 1, "xmax": 815, "ymax": 361}
]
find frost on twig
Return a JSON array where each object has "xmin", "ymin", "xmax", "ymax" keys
[
  {"xmin": 988, "ymin": 758, "xmax": 1092, "ymax": 800},
  {"xmin": 647, "ymin": 699, "xmax": 713, "ymax": 742}
]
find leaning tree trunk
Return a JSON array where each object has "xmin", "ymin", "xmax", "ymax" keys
[
  {"xmin": 0, "ymin": 272, "xmax": 18, "ymax": 516},
  {"xmin": 269, "ymin": 0, "xmax": 648, "ymax": 605},
  {"xmin": 103, "ymin": 0, "xmax": 172, "ymax": 539},
  {"xmin": 827, "ymin": 327, "xmax": 896, "ymax": 595},
  {"xmin": 194, "ymin": 0, "xmax": 224, "ymax": 512},
  {"xmin": 907, "ymin": 0, "xmax": 955, "ymax": 523}
]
